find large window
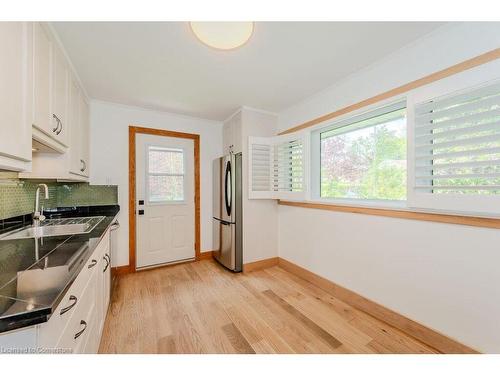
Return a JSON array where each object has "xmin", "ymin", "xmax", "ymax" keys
[
  {"xmin": 147, "ymin": 146, "xmax": 185, "ymax": 202},
  {"xmin": 319, "ymin": 102, "xmax": 407, "ymax": 201}
]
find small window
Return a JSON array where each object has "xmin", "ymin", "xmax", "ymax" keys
[
  {"xmin": 147, "ymin": 146, "xmax": 184, "ymax": 202},
  {"xmin": 318, "ymin": 102, "xmax": 407, "ymax": 201}
]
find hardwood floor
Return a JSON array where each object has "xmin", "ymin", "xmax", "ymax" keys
[{"xmin": 99, "ymin": 259, "xmax": 439, "ymax": 354}]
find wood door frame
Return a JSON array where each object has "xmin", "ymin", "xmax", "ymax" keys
[{"xmin": 129, "ymin": 125, "xmax": 201, "ymax": 273}]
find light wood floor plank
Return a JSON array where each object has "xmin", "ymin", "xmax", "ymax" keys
[{"xmin": 99, "ymin": 260, "xmax": 438, "ymax": 354}]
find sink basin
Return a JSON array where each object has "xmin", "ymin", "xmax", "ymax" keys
[{"xmin": 0, "ymin": 216, "xmax": 105, "ymax": 240}]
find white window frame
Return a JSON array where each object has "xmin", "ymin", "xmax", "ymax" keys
[
  {"xmin": 407, "ymin": 59, "xmax": 500, "ymax": 215},
  {"xmin": 145, "ymin": 145, "xmax": 186, "ymax": 205},
  {"xmin": 309, "ymin": 98, "xmax": 408, "ymax": 208}
]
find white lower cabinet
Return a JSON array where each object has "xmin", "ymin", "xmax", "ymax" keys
[{"xmin": 0, "ymin": 229, "xmax": 112, "ymax": 354}]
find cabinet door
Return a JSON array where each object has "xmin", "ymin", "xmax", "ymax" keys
[
  {"xmin": 79, "ymin": 95, "xmax": 90, "ymax": 177},
  {"xmin": 33, "ymin": 22, "xmax": 52, "ymax": 135},
  {"xmin": 0, "ymin": 22, "xmax": 32, "ymax": 168},
  {"xmin": 232, "ymin": 112, "xmax": 242, "ymax": 153},
  {"xmin": 223, "ymin": 120, "xmax": 233, "ymax": 154},
  {"xmin": 69, "ymin": 77, "xmax": 82, "ymax": 175},
  {"xmin": 52, "ymin": 47, "xmax": 69, "ymax": 146}
]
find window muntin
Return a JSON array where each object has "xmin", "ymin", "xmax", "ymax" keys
[
  {"xmin": 320, "ymin": 104, "xmax": 407, "ymax": 201},
  {"xmin": 147, "ymin": 146, "xmax": 185, "ymax": 202}
]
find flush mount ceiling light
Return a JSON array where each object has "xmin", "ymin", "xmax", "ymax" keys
[{"xmin": 189, "ymin": 22, "xmax": 254, "ymax": 50}]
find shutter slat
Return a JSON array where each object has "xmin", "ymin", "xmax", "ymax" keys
[
  {"xmin": 415, "ymin": 185, "xmax": 500, "ymax": 191},
  {"xmin": 416, "ymin": 173, "xmax": 500, "ymax": 180},
  {"xmin": 415, "ymin": 146, "xmax": 500, "ymax": 161}
]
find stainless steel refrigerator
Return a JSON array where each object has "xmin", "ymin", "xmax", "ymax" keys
[{"xmin": 212, "ymin": 153, "xmax": 242, "ymax": 272}]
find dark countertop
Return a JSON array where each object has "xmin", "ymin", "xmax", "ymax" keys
[{"xmin": 0, "ymin": 205, "xmax": 119, "ymax": 334}]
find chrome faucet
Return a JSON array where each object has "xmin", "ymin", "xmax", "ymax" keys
[{"xmin": 34, "ymin": 183, "xmax": 49, "ymax": 227}]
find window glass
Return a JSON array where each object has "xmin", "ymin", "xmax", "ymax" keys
[
  {"xmin": 320, "ymin": 106, "xmax": 407, "ymax": 201},
  {"xmin": 147, "ymin": 147, "xmax": 184, "ymax": 202},
  {"xmin": 148, "ymin": 147, "xmax": 183, "ymax": 174}
]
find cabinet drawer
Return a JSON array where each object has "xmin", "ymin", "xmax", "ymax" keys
[
  {"xmin": 55, "ymin": 268, "xmax": 97, "ymax": 354},
  {"xmin": 37, "ymin": 245, "xmax": 101, "ymax": 348}
]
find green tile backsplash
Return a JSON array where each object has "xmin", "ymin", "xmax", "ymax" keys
[{"xmin": 0, "ymin": 180, "xmax": 118, "ymax": 220}]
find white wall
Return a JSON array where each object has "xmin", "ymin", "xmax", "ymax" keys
[
  {"xmin": 90, "ymin": 101, "xmax": 223, "ymax": 267},
  {"xmin": 240, "ymin": 108, "xmax": 279, "ymax": 263},
  {"xmin": 277, "ymin": 22, "xmax": 500, "ymax": 353}
]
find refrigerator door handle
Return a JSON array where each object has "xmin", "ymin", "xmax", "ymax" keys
[
  {"xmin": 224, "ymin": 160, "xmax": 232, "ymax": 217},
  {"xmin": 213, "ymin": 217, "xmax": 232, "ymax": 226}
]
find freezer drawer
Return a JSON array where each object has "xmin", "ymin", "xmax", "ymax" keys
[{"xmin": 213, "ymin": 218, "xmax": 235, "ymax": 270}]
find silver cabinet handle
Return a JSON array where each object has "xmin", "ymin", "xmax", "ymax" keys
[
  {"xmin": 56, "ymin": 118, "xmax": 63, "ymax": 135},
  {"xmin": 88, "ymin": 259, "xmax": 97, "ymax": 269},
  {"xmin": 80, "ymin": 159, "xmax": 86, "ymax": 172},
  {"xmin": 60, "ymin": 295, "xmax": 77, "ymax": 315},
  {"xmin": 74, "ymin": 320, "xmax": 87, "ymax": 339},
  {"xmin": 103, "ymin": 255, "xmax": 110, "ymax": 273},
  {"xmin": 52, "ymin": 114, "xmax": 61, "ymax": 133}
]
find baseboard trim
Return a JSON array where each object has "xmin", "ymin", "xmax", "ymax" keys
[
  {"xmin": 243, "ymin": 257, "xmax": 279, "ymax": 273},
  {"xmin": 111, "ymin": 265, "xmax": 130, "ymax": 277},
  {"xmin": 277, "ymin": 257, "xmax": 479, "ymax": 354},
  {"xmin": 199, "ymin": 251, "xmax": 214, "ymax": 260}
]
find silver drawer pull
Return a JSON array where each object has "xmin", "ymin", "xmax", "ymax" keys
[
  {"xmin": 52, "ymin": 114, "xmax": 61, "ymax": 133},
  {"xmin": 103, "ymin": 255, "xmax": 110, "ymax": 273},
  {"xmin": 88, "ymin": 259, "xmax": 97, "ymax": 269},
  {"xmin": 60, "ymin": 295, "xmax": 77, "ymax": 316},
  {"xmin": 74, "ymin": 320, "xmax": 87, "ymax": 339}
]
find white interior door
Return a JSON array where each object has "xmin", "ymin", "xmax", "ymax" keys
[{"xmin": 136, "ymin": 133, "xmax": 195, "ymax": 269}]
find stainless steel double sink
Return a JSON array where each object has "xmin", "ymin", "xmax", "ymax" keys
[{"xmin": 0, "ymin": 216, "xmax": 105, "ymax": 240}]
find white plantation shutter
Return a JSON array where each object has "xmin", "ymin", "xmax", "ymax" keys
[
  {"xmin": 409, "ymin": 68, "xmax": 500, "ymax": 214},
  {"xmin": 414, "ymin": 82, "xmax": 500, "ymax": 193},
  {"xmin": 249, "ymin": 133, "xmax": 308, "ymax": 199},
  {"xmin": 250, "ymin": 142, "xmax": 272, "ymax": 194}
]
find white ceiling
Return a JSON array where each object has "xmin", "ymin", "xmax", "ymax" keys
[{"xmin": 53, "ymin": 22, "xmax": 445, "ymax": 121}]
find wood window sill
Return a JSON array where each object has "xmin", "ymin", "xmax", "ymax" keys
[{"xmin": 278, "ymin": 200, "xmax": 500, "ymax": 229}]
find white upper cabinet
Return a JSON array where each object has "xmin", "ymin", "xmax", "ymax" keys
[
  {"xmin": 223, "ymin": 111, "xmax": 242, "ymax": 154},
  {"xmin": 32, "ymin": 22, "xmax": 69, "ymax": 152},
  {"xmin": 51, "ymin": 47, "xmax": 69, "ymax": 146},
  {"xmin": 78, "ymin": 93, "xmax": 90, "ymax": 177},
  {"xmin": 68, "ymin": 79, "xmax": 90, "ymax": 178},
  {"xmin": 18, "ymin": 22, "xmax": 90, "ymax": 181},
  {"xmin": 32, "ymin": 23, "xmax": 52, "ymax": 136},
  {"xmin": 0, "ymin": 22, "xmax": 33, "ymax": 171}
]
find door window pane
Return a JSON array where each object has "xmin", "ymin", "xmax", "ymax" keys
[
  {"xmin": 148, "ymin": 147, "xmax": 183, "ymax": 174},
  {"xmin": 147, "ymin": 146, "xmax": 185, "ymax": 203}
]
